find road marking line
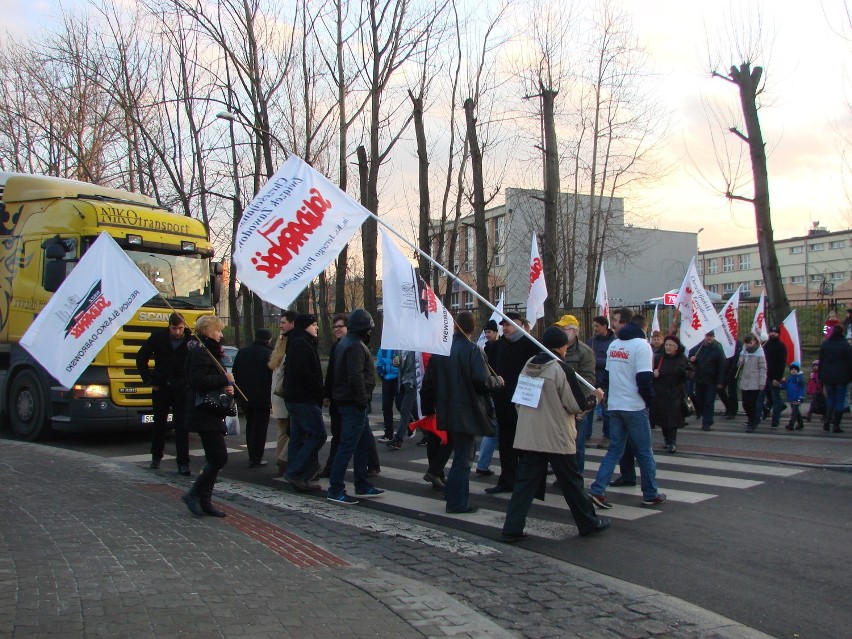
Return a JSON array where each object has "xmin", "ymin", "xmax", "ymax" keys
[{"xmin": 584, "ymin": 448, "xmax": 803, "ymax": 477}]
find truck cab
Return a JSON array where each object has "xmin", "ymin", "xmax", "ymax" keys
[{"xmin": 0, "ymin": 172, "xmax": 221, "ymax": 440}]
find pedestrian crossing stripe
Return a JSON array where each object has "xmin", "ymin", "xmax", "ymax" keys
[{"xmin": 583, "ymin": 448, "xmax": 803, "ymax": 477}]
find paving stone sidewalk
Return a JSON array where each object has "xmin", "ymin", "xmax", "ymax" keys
[{"xmin": 0, "ymin": 440, "xmax": 774, "ymax": 638}]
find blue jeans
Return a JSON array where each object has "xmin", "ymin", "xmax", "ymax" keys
[
  {"xmin": 329, "ymin": 405, "xmax": 374, "ymax": 497},
  {"xmin": 476, "ymin": 428, "xmax": 498, "ymax": 472},
  {"xmin": 758, "ymin": 384, "xmax": 784, "ymax": 427},
  {"xmin": 824, "ymin": 384, "xmax": 847, "ymax": 414},
  {"xmin": 284, "ymin": 402, "xmax": 326, "ymax": 481},
  {"xmin": 591, "ymin": 409, "xmax": 659, "ymax": 501},
  {"xmin": 445, "ymin": 433, "xmax": 476, "ymax": 512}
]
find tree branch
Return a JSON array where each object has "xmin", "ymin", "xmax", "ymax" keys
[
  {"xmin": 728, "ymin": 127, "xmax": 750, "ymax": 143},
  {"xmin": 725, "ymin": 191, "xmax": 753, "ymax": 203}
]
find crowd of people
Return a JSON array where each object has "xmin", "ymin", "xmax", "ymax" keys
[{"xmin": 136, "ymin": 303, "xmax": 851, "ymax": 539}]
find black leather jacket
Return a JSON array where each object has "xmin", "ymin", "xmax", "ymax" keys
[{"xmin": 331, "ymin": 333, "xmax": 376, "ymax": 409}]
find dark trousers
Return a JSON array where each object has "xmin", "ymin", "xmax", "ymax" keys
[
  {"xmin": 494, "ymin": 399, "xmax": 520, "ymax": 490},
  {"xmin": 426, "ymin": 430, "xmax": 453, "ymax": 478},
  {"xmin": 695, "ymin": 383, "xmax": 717, "ymax": 427},
  {"xmin": 381, "ymin": 378, "xmax": 399, "ymax": 438},
  {"xmin": 503, "ymin": 451, "xmax": 599, "ymax": 536},
  {"xmin": 445, "ymin": 433, "xmax": 475, "ymax": 512},
  {"xmin": 150, "ymin": 386, "xmax": 189, "ymax": 466},
  {"xmin": 193, "ymin": 430, "xmax": 228, "ymax": 494},
  {"xmin": 617, "ymin": 439, "xmax": 637, "ymax": 482},
  {"xmin": 742, "ymin": 389, "xmax": 760, "ymax": 426},
  {"xmin": 285, "ymin": 402, "xmax": 327, "ymax": 481},
  {"xmin": 717, "ymin": 378, "xmax": 739, "ymax": 416},
  {"xmin": 243, "ymin": 404, "xmax": 271, "ymax": 463},
  {"xmin": 322, "ymin": 404, "xmax": 342, "ymax": 474}
]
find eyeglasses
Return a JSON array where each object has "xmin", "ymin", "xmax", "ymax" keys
[{"xmin": 333, "ymin": 324, "xmax": 346, "ymax": 330}]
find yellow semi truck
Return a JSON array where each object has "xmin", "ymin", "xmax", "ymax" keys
[{"xmin": 0, "ymin": 172, "xmax": 222, "ymax": 440}]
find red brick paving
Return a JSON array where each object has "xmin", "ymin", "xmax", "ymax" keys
[{"xmin": 142, "ymin": 483, "xmax": 350, "ymax": 568}]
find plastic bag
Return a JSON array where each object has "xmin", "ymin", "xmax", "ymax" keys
[{"xmin": 225, "ymin": 410, "xmax": 240, "ymax": 436}]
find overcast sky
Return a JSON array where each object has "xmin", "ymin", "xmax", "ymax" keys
[{"xmin": 4, "ymin": 0, "xmax": 851, "ymax": 251}]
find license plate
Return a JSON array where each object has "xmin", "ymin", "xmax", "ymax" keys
[{"xmin": 140, "ymin": 413, "xmax": 173, "ymax": 424}]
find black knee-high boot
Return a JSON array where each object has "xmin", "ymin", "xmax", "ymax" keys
[
  {"xmin": 200, "ymin": 488, "xmax": 227, "ymax": 517},
  {"xmin": 181, "ymin": 481, "xmax": 204, "ymax": 516},
  {"xmin": 832, "ymin": 410, "xmax": 844, "ymax": 433}
]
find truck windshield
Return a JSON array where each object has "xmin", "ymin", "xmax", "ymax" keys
[{"xmin": 127, "ymin": 251, "xmax": 211, "ymax": 309}]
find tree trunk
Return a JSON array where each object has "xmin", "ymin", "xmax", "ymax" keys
[
  {"xmin": 541, "ymin": 85, "xmax": 559, "ymax": 324},
  {"xmin": 463, "ymin": 98, "xmax": 491, "ymax": 319},
  {"xmin": 410, "ymin": 91, "xmax": 432, "ymax": 278},
  {"xmin": 729, "ymin": 63, "xmax": 790, "ymax": 324},
  {"xmin": 357, "ymin": 144, "xmax": 375, "ymax": 315}
]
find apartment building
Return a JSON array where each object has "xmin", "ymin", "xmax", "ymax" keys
[{"xmin": 698, "ymin": 226, "xmax": 852, "ymax": 303}]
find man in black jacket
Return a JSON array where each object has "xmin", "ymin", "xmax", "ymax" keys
[
  {"xmin": 421, "ymin": 311, "xmax": 503, "ymax": 513},
  {"xmin": 487, "ymin": 312, "xmax": 540, "ymax": 495},
  {"xmin": 136, "ymin": 312, "xmax": 193, "ymax": 475},
  {"xmin": 688, "ymin": 331, "xmax": 727, "ymax": 431},
  {"xmin": 761, "ymin": 326, "xmax": 788, "ymax": 429},
  {"xmin": 327, "ymin": 309, "xmax": 384, "ymax": 505},
  {"xmin": 233, "ymin": 328, "xmax": 273, "ymax": 467}
]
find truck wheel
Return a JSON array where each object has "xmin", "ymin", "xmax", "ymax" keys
[{"xmin": 9, "ymin": 370, "xmax": 52, "ymax": 441}]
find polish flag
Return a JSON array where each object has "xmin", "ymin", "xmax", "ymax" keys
[
  {"xmin": 596, "ymin": 264, "xmax": 610, "ymax": 319},
  {"xmin": 717, "ymin": 286, "xmax": 741, "ymax": 358},
  {"xmin": 779, "ymin": 310, "xmax": 801, "ymax": 366},
  {"xmin": 526, "ymin": 234, "xmax": 547, "ymax": 325},
  {"xmin": 751, "ymin": 290, "xmax": 769, "ymax": 342}
]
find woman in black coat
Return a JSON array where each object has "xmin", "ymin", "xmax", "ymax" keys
[
  {"xmin": 181, "ymin": 315, "xmax": 234, "ymax": 517},
  {"xmin": 818, "ymin": 324, "xmax": 852, "ymax": 433},
  {"xmin": 651, "ymin": 334, "xmax": 690, "ymax": 454}
]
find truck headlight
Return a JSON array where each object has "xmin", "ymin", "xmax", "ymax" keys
[{"xmin": 72, "ymin": 384, "xmax": 110, "ymax": 398}]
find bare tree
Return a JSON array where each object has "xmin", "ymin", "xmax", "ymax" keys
[{"xmin": 706, "ymin": 6, "xmax": 790, "ymax": 324}]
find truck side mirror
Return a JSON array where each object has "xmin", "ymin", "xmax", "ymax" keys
[{"xmin": 211, "ymin": 261, "xmax": 223, "ymax": 305}]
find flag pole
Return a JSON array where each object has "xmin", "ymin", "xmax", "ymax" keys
[{"xmin": 371, "ymin": 213, "xmax": 595, "ymax": 391}]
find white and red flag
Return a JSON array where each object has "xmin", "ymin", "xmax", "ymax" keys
[
  {"xmin": 596, "ymin": 263, "xmax": 610, "ymax": 319},
  {"xmin": 676, "ymin": 257, "xmax": 722, "ymax": 351},
  {"xmin": 476, "ymin": 292, "xmax": 504, "ymax": 348},
  {"xmin": 779, "ymin": 310, "xmax": 801, "ymax": 366},
  {"xmin": 526, "ymin": 234, "xmax": 547, "ymax": 325},
  {"xmin": 751, "ymin": 289, "xmax": 769, "ymax": 342},
  {"xmin": 20, "ymin": 232, "xmax": 158, "ymax": 388},
  {"xmin": 380, "ymin": 229, "xmax": 453, "ymax": 356},
  {"xmin": 717, "ymin": 286, "xmax": 741, "ymax": 357},
  {"xmin": 233, "ymin": 155, "xmax": 370, "ymax": 309}
]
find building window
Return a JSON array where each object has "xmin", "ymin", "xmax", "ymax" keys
[
  {"xmin": 494, "ymin": 217, "xmax": 505, "ymax": 266},
  {"xmin": 790, "ymin": 275, "xmax": 805, "ymax": 284},
  {"xmin": 697, "ymin": 261, "xmax": 703, "ymax": 276},
  {"xmin": 739, "ymin": 254, "xmax": 750, "ymax": 270},
  {"xmin": 464, "ymin": 228, "xmax": 474, "ymax": 271},
  {"xmin": 790, "ymin": 246, "xmax": 804, "ymax": 255},
  {"xmin": 809, "ymin": 274, "xmax": 823, "ymax": 283},
  {"xmin": 723, "ymin": 256, "xmax": 734, "ymax": 272},
  {"xmin": 708, "ymin": 258, "xmax": 718, "ymax": 274},
  {"xmin": 754, "ymin": 279, "xmax": 764, "ymax": 287},
  {"xmin": 741, "ymin": 282, "xmax": 751, "ymax": 296},
  {"xmin": 810, "ymin": 243, "xmax": 825, "ymax": 252},
  {"xmin": 723, "ymin": 282, "xmax": 736, "ymax": 293},
  {"xmin": 707, "ymin": 284, "xmax": 718, "ymax": 293},
  {"xmin": 464, "ymin": 291, "xmax": 474, "ymax": 308},
  {"xmin": 830, "ymin": 240, "xmax": 846, "ymax": 250},
  {"xmin": 830, "ymin": 272, "xmax": 845, "ymax": 281}
]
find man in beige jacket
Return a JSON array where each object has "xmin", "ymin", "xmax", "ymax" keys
[{"xmin": 501, "ymin": 326, "xmax": 610, "ymax": 542}]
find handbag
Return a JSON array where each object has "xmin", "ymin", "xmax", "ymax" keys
[
  {"xmin": 195, "ymin": 389, "xmax": 238, "ymax": 417},
  {"xmin": 681, "ymin": 395, "xmax": 695, "ymax": 417}
]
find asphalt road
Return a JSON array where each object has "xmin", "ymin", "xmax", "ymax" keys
[{"xmin": 5, "ymin": 419, "xmax": 851, "ymax": 639}]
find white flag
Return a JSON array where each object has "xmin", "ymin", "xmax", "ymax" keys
[
  {"xmin": 20, "ymin": 233, "xmax": 158, "ymax": 388},
  {"xmin": 596, "ymin": 264, "xmax": 610, "ymax": 318},
  {"xmin": 651, "ymin": 304, "xmax": 661, "ymax": 337},
  {"xmin": 476, "ymin": 292, "xmax": 504, "ymax": 348},
  {"xmin": 751, "ymin": 289, "xmax": 769, "ymax": 342},
  {"xmin": 526, "ymin": 234, "xmax": 547, "ymax": 325},
  {"xmin": 380, "ymin": 230, "xmax": 453, "ymax": 356},
  {"xmin": 676, "ymin": 257, "xmax": 722, "ymax": 351},
  {"xmin": 233, "ymin": 155, "xmax": 370, "ymax": 309},
  {"xmin": 717, "ymin": 286, "xmax": 741, "ymax": 358}
]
